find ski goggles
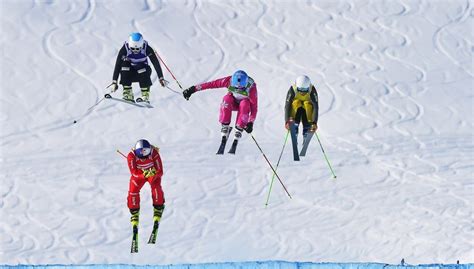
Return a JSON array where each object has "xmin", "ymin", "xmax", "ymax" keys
[
  {"xmin": 296, "ymin": 86, "xmax": 310, "ymax": 93},
  {"xmin": 135, "ymin": 147, "xmax": 151, "ymax": 158},
  {"xmin": 130, "ymin": 47, "xmax": 141, "ymax": 53}
]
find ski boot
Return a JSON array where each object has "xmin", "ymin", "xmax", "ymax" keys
[
  {"xmin": 228, "ymin": 126, "xmax": 242, "ymax": 154},
  {"xmin": 148, "ymin": 205, "xmax": 164, "ymax": 244},
  {"xmin": 217, "ymin": 124, "xmax": 232, "ymax": 154},
  {"xmin": 130, "ymin": 209, "xmax": 139, "ymax": 253},
  {"xmin": 123, "ymin": 86, "xmax": 135, "ymax": 103},
  {"xmin": 137, "ymin": 87, "xmax": 150, "ymax": 103}
]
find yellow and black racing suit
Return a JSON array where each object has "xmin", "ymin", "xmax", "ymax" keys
[{"xmin": 284, "ymin": 84, "xmax": 319, "ymax": 134}]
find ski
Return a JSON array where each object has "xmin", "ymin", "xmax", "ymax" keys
[
  {"xmin": 228, "ymin": 139, "xmax": 239, "ymax": 154},
  {"xmin": 289, "ymin": 122, "xmax": 300, "ymax": 161},
  {"xmin": 300, "ymin": 131, "xmax": 315, "ymax": 157},
  {"xmin": 147, "ymin": 221, "xmax": 160, "ymax": 244},
  {"xmin": 131, "ymin": 225, "xmax": 138, "ymax": 253},
  {"xmin": 135, "ymin": 97, "xmax": 153, "ymax": 108},
  {"xmin": 104, "ymin": 94, "xmax": 153, "ymax": 108},
  {"xmin": 216, "ymin": 127, "xmax": 232, "ymax": 155}
]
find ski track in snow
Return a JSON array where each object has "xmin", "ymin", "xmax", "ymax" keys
[{"xmin": 0, "ymin": 0, "xmax": 473, "ymax": 265}]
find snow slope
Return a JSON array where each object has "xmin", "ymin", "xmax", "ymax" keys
[{"xmin": 1, "ymin": 0, "xmax": 473, "ymax": 265}]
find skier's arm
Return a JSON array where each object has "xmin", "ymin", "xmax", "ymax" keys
[
  {"xmin": 248, "ymin": 84, "xmax": 258, "ymax": 123},
  {"xmin": 310, "ymin": 85, "xmax": 319, "ymax": 124},
  {"xmin": 127, "ymin": 152, "xmax": 144, "ymax": 179},
  {"xmin": 284, "ymin": 87, "xmax": 295, "ymax": 122},
  {"xmin": 112, "ymin": 46, "xmax": 127, "ymax": 81},
  {"xmin": 153, "ymin": 151, "xmax": 164, "ymax": 178},
  {"xmin": 146, "ymin": 45, "xmax": 164, "ymax": 80},
  {"xmin": 195, "ymin": 76, "xmax": 232, "ymax": 91}
]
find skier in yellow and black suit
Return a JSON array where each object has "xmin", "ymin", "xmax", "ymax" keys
[{"xmin": 284, "ymin": 75, "xmax": 319, "ymax": 140}]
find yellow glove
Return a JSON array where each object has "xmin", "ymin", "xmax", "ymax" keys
[
  {"xmin": 147, "ymin": 167, "xmax": 157, "ymax": 177},
  {"xmin": 142, "ymin": 167, "xmax": 157, "ymax": 178}
]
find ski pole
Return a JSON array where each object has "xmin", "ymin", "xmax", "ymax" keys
[
  {"xmin": 315, "ymin": 132, "xmax": 337, "ymax": 179},
  {"xmin": 162, "ymin": 79, "xmax": 182, "ymax": 95},
  {"xmin": 73, "ymin": 83, "xmax": 114, "ymax": 124},
  {"xmin": 117, "ymin": 149, "xmax": 127, "ymax": 159},
  {"xmin": 265, "ymin": 130, "xmax": 290, "ymax": 207},
  {"xmin": 250, "ymin": 134, "xmax": 292, "ymax": 199},
  {"xmin": 154, "ymin": 50, "xmax": 184, "ymax": 90}
]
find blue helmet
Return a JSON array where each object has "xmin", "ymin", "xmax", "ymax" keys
[
  {"xmin": 128, "ymin": 32, "xmax": 144, "ymax": 53},
  {"xmin": 134, "ymin": 139, "xmax": 152, "ymax": 158},
  {"xmin": 231, "ymin": 70, "xmax": 248, "ymax": 89}
]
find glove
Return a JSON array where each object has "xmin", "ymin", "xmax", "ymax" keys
[
  {"xmin": 244, "ymin": 122, "xmax": 253, "ymax": 133},
  {"xmin": 142, "ymin": 169, "xmax": 150, "ymax": 178},
  {"xmin": 148, "ymin": 167, "xmax": 157, "ymax": 177},
  {"xmin": 143, "ymin": 167, "xmax": 157, "ymax": 178},
  {"xmin": 310, "ymin": 122, "xmax": 318, "ymax": 132},
  {"xmin": 183, "ymin": 86, "xmax": 196, "ymax": 100},
  {"xmin": 109, "ymin": 80, "xmax": 118, "ymax": 92},
  {"xmin": 285, "ymin": 118, "xmax": 294, "ymax": 130},
  {"xmin": 159, "ymin": 77, "xmax": 167, "ymax": 87}
]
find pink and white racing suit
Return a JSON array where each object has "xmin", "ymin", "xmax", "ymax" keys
[{"xmin": 195, "ymin": 76, "xmax": 258, "ymax": 129}]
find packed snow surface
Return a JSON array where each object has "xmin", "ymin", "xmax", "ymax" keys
[{"xmin": 1, "ymin": 0, "xmax": 472, "ymax": 265}]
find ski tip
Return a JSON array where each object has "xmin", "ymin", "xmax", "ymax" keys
[{"xmin": 104, "ymin": 94, "xmax": 112, "ymax": 98}]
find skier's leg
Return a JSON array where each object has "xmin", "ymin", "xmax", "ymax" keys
[
  {"xmin": 219, "ymin": 93, "xmax": 238, "ymax": 136},
  {"xmin": 149, "ymin": 177, "xmax": 165, "ymax": 222},
  {"xmin": 120, "ymin": 61, "xmax": 135, "ymax": 101},
  {"xmin": 219, "ymin": 93, "xmax": 236, "ymax": 125},
  {"xmin": 229, "ymin": 99, "xmax": 249, "ymax": 141},
  {"xmin": 303, "ymin": 101, "xmax": 313, "ymax": 124},
  {"xmin": 127, "ymin": 177, "xmax": 146, "ymax": 226},
  {"xmin": 302, "ymin": 101, "xmax": 314, "ymax": 138},
  {"xmin": 235, "ymin": 98, "xmax": 250, "ymax": 130},
  {"xmin": 138, "ymin": 66, "xmax": 153, "ymax": 101}
]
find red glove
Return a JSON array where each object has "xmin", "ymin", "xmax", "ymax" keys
[{"xmin": 285, "ymin": 118, "xmax": 294, "ymax": 130}]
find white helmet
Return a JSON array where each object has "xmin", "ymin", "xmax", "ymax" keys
[
  {"xmin": 295, "ymin": 75, "xmax": 311, "ymax": 92},
  {"xmin": 134, "ymin": 139, "xmax": 152, "ymax": 158},
  {"xmin": 128, "ymin": 32, "xmax": 144, "ymax": 53}
]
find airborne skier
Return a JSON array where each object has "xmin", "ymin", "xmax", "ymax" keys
[
  {"xmin": 182, "ymin": 70, "xmax": 258, "ymax": 154},
  {"xmin": 108, "ymin": 32, "xmax": 166, "ymax": 103},
  {"xmin": 127, "ymin": 139, "xmax": 165, "ymax": 252},
  {"xmin": 285, "ymin": 75, "xmax": 319, "ymax": 159}
]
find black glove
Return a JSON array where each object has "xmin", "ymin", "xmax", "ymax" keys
[
  {"xmin": 244, "ymin": 122, "xmax": 253, "ymax": 133},
  {"xmin": 183, "ymin": 86, "xmax": 196, "ymax": 100}
]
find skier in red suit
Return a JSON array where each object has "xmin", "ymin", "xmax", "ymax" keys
[{"xmin": 127, "ymin": 139, "xmax": 165, "ymax": 231}]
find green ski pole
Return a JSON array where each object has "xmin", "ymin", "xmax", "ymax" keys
[
  {"xmin": 315, "ymin": 132, "xmax": 337, "ymax": 179},
  {"xmin": 265, "ymin": 130, "xmax": 290, "ymax": 207}
]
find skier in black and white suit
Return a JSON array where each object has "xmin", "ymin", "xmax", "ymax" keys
[{"xmin": 109, "ymin": 32, "xmax": 166, "ymax": 103}]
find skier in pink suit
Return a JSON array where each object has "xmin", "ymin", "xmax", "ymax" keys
[{"xmin": 183, "ymin": 70, "xmax": 258, "ymax": 146}]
